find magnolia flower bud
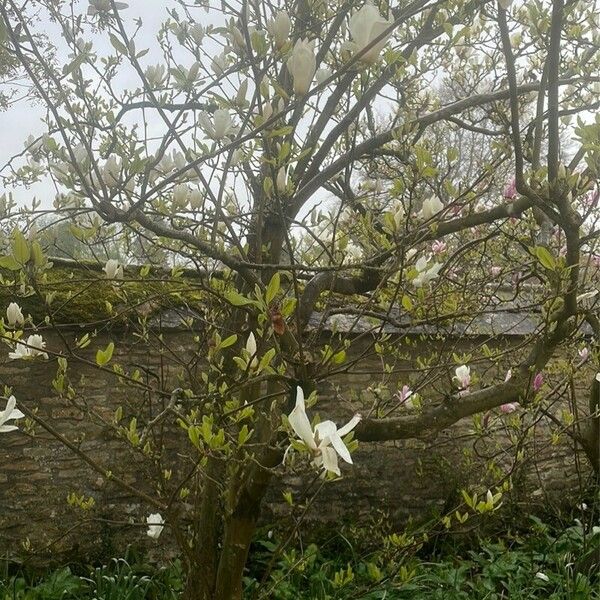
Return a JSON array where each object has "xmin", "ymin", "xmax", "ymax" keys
[
  {"xmin": 267, "ymin": 11, "xmax": 291, "ymax": 49},
  {"xmin": 6, "ymin": 302, "xmax": 25, "ymax": 327},
  {"xmin": 229, "ymin": 25, "xmax": 245, "ymax": 51},
  {"xmin": 246, "ymin": 332, "xmax": 258, "ymax": 369},
  {"xmin": 287, "ymin": 39, "xmax": 316, "ymax": 96},
  {"xmin": 103, "ymin": 259, "xmax": 123, "ymax": 280},
  {"xmin": 276, "ymin": 167, "xmax": 287, "ymax": 194},
  {"xmin": 235, "ymin": 79, "xmax": 249, "ymax": 106}
]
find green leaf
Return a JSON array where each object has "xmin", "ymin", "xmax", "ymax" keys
[
  {"xmin": 258, "ymin": 347, "xmax": 276, "ymax": 372},
  {"xmin": 0, "ymin": 255, "xmax": 22, "ymax": 271},
  {"xmin": 332, "ymin": 350, "xmax": 346, "ymax": 364},
  {"xmin": 533, "ymin": 246, "xmax": 556, "ymax": 270},
  {"xmin": 225, "ymin": 289, "xmax": 253, "ymax": 306},
  {"xmin": 238, "ymin": 424, "xmax": 252, "ymax": 446},
  {"xmin": 402, "ymin": 295, "xmax": 413, "ymax": 311},
  {"xmin": 62, "ymin": 53, "xmax": 87, "ymax": 75},
  {"xmin": 220, "ymin": 334, "xmax": 238, "ymax": 349},
  {"xmin": 109, "ymin": 33, "xmax": 128, "ymax": 55},
  {"xmin": 281, "ymin": 297, "xmax": 297, "ymax": 317},
  {"xmin": 96, "ymin": 342, "xmax": 115, "ymax": 366},
  {"xmin": 265, "ymin": 272, "xmax": 281, "ymax": 304},
  {"xmin": 12, "ymin": 230, "xmax": 30, "ymax": 264}
]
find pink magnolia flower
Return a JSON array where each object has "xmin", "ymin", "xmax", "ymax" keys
[
  {"xmin": 500, "ymin": 402, "xmax": 518, "ymax": 413},
  {"xmin": 503, "ymin": 177, "xmax": 517, "ymax": 200},
  {"xmin": 453, "ymin": 365, "xmax": 471, "ymax": 390},
  {"xmin": 396, "ymin": 385, "xmax": 414, "ymax": 408},
  {"xmin": 578, "ymin": 347, "xmax": 589, "ymax": 361},
  {"xmin": 533, "ymin": 372, "xmax": 543, "ymax": 392},
  {"xmin": 431, "ymin": 240, "xmax": 447, "ymax": 255},
  {"xmin": 491, "ymin": 266, "xmax": 502, "ymax": 277},
  {"xmin": 592, "ymin": 255, "xmax": 600, "ymax": 269}
]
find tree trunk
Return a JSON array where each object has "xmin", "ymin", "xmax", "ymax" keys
[
  {"xmin": 213, "ymin": 514, "xmax": 257, "ymax": 600},
  {"xmin": 182, "ymin": 568, "xmax": 214, "ymax": 600}
]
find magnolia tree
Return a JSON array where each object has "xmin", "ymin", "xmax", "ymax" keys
[{"xmin": 1, "ymin": 0, "xmax": 600, "ymax": 597}]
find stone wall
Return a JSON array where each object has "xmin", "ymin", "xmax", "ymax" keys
[{"xmin": 0, "ymin": 327, "xmax": 593, "ymax": 564}]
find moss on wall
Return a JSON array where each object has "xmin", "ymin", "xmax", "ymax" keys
[{"xmin": 0, "ymin": 265, "xmax": 210, "ymax": 326}]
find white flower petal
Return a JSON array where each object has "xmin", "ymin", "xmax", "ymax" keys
[
  {"xmin": 321, "ymin": 446, "xmax": 340, "ymax": 476},
  {"xmin": 288, "ymin": 387, "xmax": 317, "ymax": 450},
  {"xmin": 337, "ymin": 414, "xmax": 362, "ymax": 437},
  {"xmin": 329, "ymin": 432, "xmax": 353, "ymax": 464}
]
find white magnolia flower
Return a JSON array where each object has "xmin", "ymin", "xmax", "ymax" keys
[
  {"xmin": 9, "ymin": 334, "xmax": 49, "ymax": 360},
  {"xmin": 288, "ymin": 386, "xmax": 361, "ymax": 476},
  {"xmin": 187, "ymin": 23, "xmax": 204, "ymax": 44},
  {"xmin": 454, "ymin": 365, "xmax": 471, "ymax": 390},
  {"xmin": 227, "ymin": 24, "xmax": 246, "ymax": 51},
  {"xmin": 146, "ymin": 513, "xmax": 164, "ymax": 539},
  {"xmin": 261, "ymin": 101, "xmax": 273, "ymax": 122},
  {"xmin": 101, "ymin": 154, "xmax": 122, "ymax": 188},
  {"xmin": 24, "ymin": 135, "xmax": 43, "ymax": 153},
  {"xmin": 172, "ymin": 184, "xmax": 189, "ymax": 209},
  {"xmin": 145, "ymin": 64, "xmax": 167, "ymax": 88},
  {"xmin": 287, "ymin": 39, "xmax": 316, "ymax": 96},
  {"xmin": 348, "ymin": 3, "xmax": 394, "ymax": 64},
  {"xmin": 412, "ymin": 255, "xmax": 442, "ymax": 287},
  {"xmin": 230, "ymin": 148, "xmax": 244, "ymax": 166},
  {"xmin": 198, "ymin": 110, "xmax": 238, "ymax": 140},
  {"xmin": 267, "ymin": 11, "xmax": 291, "ymax": 49},
  {"xmin": 0, "ymin": 396, "xmax": 25, "ymax": 433},
  {"xmin": 418, "ymin": 196, "xmax": 444, "ymax": 220},
  {"xmin": 103, "ymin": 259, "xmax": 123, "ymax": 280},
  {"xmin": 246, "ymin": 332, "xmax": 258, "ymax": 369},
  {"xmin": 88, "ymin": 0, "xmax": 128, "ymax": 16},
  {"xmin": 189, "ymin": 188, "xmax": 204, "ymax": 210},
  {"xmin": 315, "ymin": 67, "xmax": 332, "ymax": 85},
  {"xmin": 6, "ymin": 302, "xmax": 25, "ymax": 327},
  {"xmin": 211, "ymin": 52, "xmax": 228, "ymax": 76},
  {"xmin": 392, "ymin": 203, "xmax": 405, "ymax": 229},
  {"xmin": 72, "ymin": 144, "xmax": 88, "ymax": 164}
]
